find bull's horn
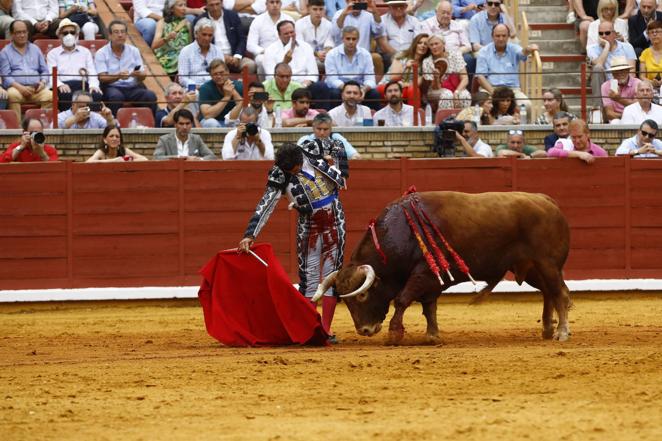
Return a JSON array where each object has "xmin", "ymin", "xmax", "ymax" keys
[
  {"xmin": 339, "ymin": 265, "xmax": 376, "ymax": 299},
  {"xmin": 312, "ymin": 270, "xmax": 339, "ymax": 302}
]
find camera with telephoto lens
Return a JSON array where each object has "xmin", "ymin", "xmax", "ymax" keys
[
  {"xmin": 30, "ymin": 132, "xmax": 46, "ymax": 144},
  {"xmin": 245, "ymin": 123, "xmax": 258, "ymax": 136},
  {"xmin": 433, "ymin": 118, "xmax": 464, "ymax": 157}
]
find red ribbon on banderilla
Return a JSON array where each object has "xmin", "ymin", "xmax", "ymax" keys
[{"xmin": 368, "ymin": 218, "xmax": 388, "ymax": 265}]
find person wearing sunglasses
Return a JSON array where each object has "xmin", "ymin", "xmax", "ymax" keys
[
  {"xmin": 495, "ymin": 129, "xmax": 546, "ymax": 159},
  {"xmin": 620, "ymin": 79, "xmax": 662, "ymax": 125},
  {"xmin": 548, "ymin": 118, "xmax": 607, "ymax": 164},
  {"xmin": 46, "ymin": 18, "xmax": 103, "ymax": 112},
  {"xmin": 467, "ymin": 0, "xmax": 514, "ymax": 53},
  {"xmin": 628, "ymin": 0, "xmax": 662, "ymax": 59},
  {"xmin": 587, "ymin": 20, "xmax": 636, "ymax": 108},
  {"xmin": 616, "ymin": 119, "xmax": 662, "ymax": 158},
  {"xmin": 585, "ymin": 0, "xmax": 628, "ymax": 52}
]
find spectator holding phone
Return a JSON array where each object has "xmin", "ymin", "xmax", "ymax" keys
[
  {"xmin": 222, "ymin": 106, "xmax": 274, "ymax": 160},
  {"xmin": 0, "ymin": 118, "xmax": 58, "ymax": 163},
  {"xmin": 86, "ymin": 126, "xmax": 149, "ymax": 162},
  {"xmin": 95, "ymin": 20, "xmax": 158, "ymax": 116},
  {"xmin": 225, "ymin": 81, "xmax": 272, "ymax": 128},
  {"xmin": 58, "ymin": 90, "xmax": 115, "ymax": 129},
  {"xmin": 156, "ymin": 82, "xmax": 200, "ymax": 127}
]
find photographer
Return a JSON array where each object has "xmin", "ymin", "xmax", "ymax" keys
[
  {"xmin": 1, "ymin": 118, "xmax": 58, "ymax": 163},
  {"xmin": 58, "ymin": 91, "xmax": 115, "ymax": 129},
  {"xmin": 454, "ymin": 120, "xmax": 493, "ymax": 157},
  {"xmin": 222, "ymin": 107, "xmax": 274, "ymax": 160}
]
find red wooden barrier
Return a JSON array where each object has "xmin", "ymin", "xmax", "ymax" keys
[{"xmin": 2, "ymin": 158, "xmax": 662, "ymax": 292}]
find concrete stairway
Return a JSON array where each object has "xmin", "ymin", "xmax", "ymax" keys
[{"xmin": 519, "ymin": 0, "xmax": 587, "ymax": 116}]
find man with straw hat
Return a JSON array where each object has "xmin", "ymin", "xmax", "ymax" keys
[{"xmin": 600, "ymin": 56, "xmax": 639, "ymax": 124}]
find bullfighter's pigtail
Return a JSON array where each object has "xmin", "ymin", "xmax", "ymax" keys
[
  {"xmin": 402, "ymin": 206, "xmax": 444, "ymax": 288},
  {"xmin": 409, "ymin": 201, "xmax": 452, "ymax": 281}
]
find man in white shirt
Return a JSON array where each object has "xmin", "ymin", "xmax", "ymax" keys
[
  {"xmin": 373, "ymin": 80, "xmax": 413, "ymax": 126},
  {"xmin": 224, "ymin": 81, "xmax": 272, "ymax": 128},
  {"xmin": 246, "ymin": 0, "xmax": 291, "ymax": 77},
  {"xmin": 421, "ymin": 1, "xmax": 474, "ymax": 77},
  {"xmin": 620, "ymin": 80, "xmax": 662, "ymax": 126},
  {"xmin": 615, "ymin": 119, "xmax": 662, "ymax": 158},
  {"xmin": 380, "ymin": 0, "xmax": 421, "ymax": 67},
  {"xmin": 328, "ymin": 80, "xmax": 372, "ymax": 126},
  {"xmin": 262, "ymin": 20, "xmax": 318, "ymax": 84},
  {"xmin": 133, "ymin": 0, "xmax": 166, "ymax": 45},
  {"xmin": 47, "ymin": 19, "xmax": 102, "ymax": 112},
  {"xmin": 12, "ymin": 0, "xmax": 59, "ymax": 37},
  {"xmin": 295, "ymin": 0, "xmax": 334, "ymax": 72},
  {"xmin": 222, "ymin": 106, "xmax": 275, "ymax": 160},
  {"xmin": 455, "ymin": 120, "xmax": 493, "ymax": 157}
]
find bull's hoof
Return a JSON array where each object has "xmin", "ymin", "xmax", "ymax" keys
[
  {"xmin": 542, "ymin": 327, "xmax": 555, "ymax": 340},
  {"xmin": 386, "ymin": 330, "xmax": 404, "ymax": 345},
  {"xmin": 424, "ymin": 333, "xmax": 442, "ymax": 345},
  {"xmin": 554, "ymin": 331, "xmax": 570, "ymax": 342}
]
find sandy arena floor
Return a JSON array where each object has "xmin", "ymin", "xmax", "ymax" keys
[{"xmin": 1, "ymin": 292, "xmax": 661, "ymax": 441}]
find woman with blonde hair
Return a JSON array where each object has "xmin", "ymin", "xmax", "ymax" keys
[
  {"xmin": 586, "ymin": 0, "xmax": 629, "ymax": 50},
  {"xmin": 422, "ymin": 34, "xmax": 471, "ymax": 111}
]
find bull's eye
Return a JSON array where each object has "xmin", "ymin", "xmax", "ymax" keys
[{"xmin": 357, "ymin": 292, "xmax": 368, "ymax": 303}]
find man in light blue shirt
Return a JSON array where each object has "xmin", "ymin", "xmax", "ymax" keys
[
  {"xmin": 324, "ymin": 26, "xmax": 381, "ymax": 110},
  {"xmin": 467, "ymin": 0, "xmax": 513, "ymax": 52},
  {"xmin": 95, "ymin": 19, "xmax": 157, "ymax": 116},
  {"xmin": 178, "ymin": 18, "xmax": 225, "ymax": 88},
  {"xmin": 57, "ymin": 90, "xmax": 115, "ymax": 129},
  {"xmin": 324, "ymin": 0, "xmax": 346, "ymax": 20},
  {"xmin": 452, "ymin": 0, "xmax": 485, "ymax": 20},
  {"xmin": 476, "ymin": 24, "xmax": 538, "ymax": 108},
  {"xmin": 615, "ymin": 119, "xmax": 662, "ymax": 158}
]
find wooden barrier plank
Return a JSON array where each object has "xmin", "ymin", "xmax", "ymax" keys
[
  {"xmin": 72, "ymin": 234, "xmax": 179, "ymax": 257},
  {"xmin": 72, "ymin": 190, "xmax": 179, "ymax": 213},
  {"xmin": 569, "ymin": 227, "xmax": 625, "ymax": 248},
  {"xmin": 1, "ymin": 214, "xmax": 67, "ymax": 236},
  {"xmin": 631, "ymin": 228, "xmax": 662, "ymax": 247},
  {"xmin": 0, "ymin": 237, "xmax": 67, "ymax": 259},
  {"xmin": 631, "ymin": 249, "xmax": 662, "ymax": 268},
  {"xmin": 0, "ymin": 194, "xmax": 67, "ymax": 215},
  {"xmin": 565, "ymin": 249, "xmax": 624, "ymax": 269},
  {"xmin": 72, "ymin": 169, "xmax": 180, "ymax": 192},
  {"xmin": 0, "ymin": 258, "xmax": 68, "ymax": 279},
  {"xmin": 561, "ymin": 206, "xmax": 625, "ymax": 227},
  {"xmin": 630, "ymin": 207, "xmax": 662, "ymax": 227},
  {"xmin": 2, "ymin": 172, "xmax": 67, "ymax": 193},
  {"xmin": 73, "ymin": 254, "xmax": 179, "ymax": 277},
  {"xmin": 73, "ymin": 212, "xmax": 179, "ymax": 235}
]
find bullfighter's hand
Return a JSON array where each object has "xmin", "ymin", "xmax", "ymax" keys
[
  {"xmin": 238, "ymin": 237, "xmax": 254, "ymax": 253},
  {"xmin": 323, "ymin": 154, "xmax": 335, "ymax": 165}
]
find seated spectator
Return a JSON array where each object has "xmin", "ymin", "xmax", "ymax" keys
[
  {"xmin": 87, "ymin": 126, "xmax": 148, "ymax": 162},
  {"xmin": 536, "ymin": 88, "xmax": 575, "ymax": 125},
  {"xmin": 456, "ymin": 91, "xmax": 494, "ymax": 125},
  {"xmin": 297, "ymin": 112, "xmax": 360, "ymax": 159},
  {"xmin": 490, "ymin": 86, "xmax": 520, "ymax": 125},
  {"xmin": 95, "ymin": 20, "xmax": 158, "ymax": 116},
  {"xmin": 47, "ymin": 18, "xmax": 102, "ymax": 112},
  {"xmin": 331, "ymin": 0, "xmax": 387, "ymax": 80},
  {"xmin": 0, "ymin": 0, "xmax": 12, "ymax": 38},
  {"xmin": 378, "ymin": 33, "xmax": 428, "ymax": 104},
  {"xmin": 225, "ymin": 81, "xmax": 272, "ymax": 127},
  {"xmin": 454, "ymin": 120, "xmax": 493, "ymax": 157},
  {"xmin": 587, "ymin": 20, "xmax": 636, "ymax": 107},
  {"xmin": 576, "ymin": 0, "xmax": 600, "ymax": 50},
  {"xmin": 154, "ymin": 109, "xmax": 216, "ymax": 160},
  {"xmin": 156, "ymin": 82, "xmax": 200, "ymax": 127},
  {"xmin": 544, "ymin": 111, "xmax": 573, "ymax": 151},
  {"xmin": 152, "ymin": 0, "xmax": 193, "ymax": 79},
  {"xmin": 58, "ymin": 0, "xmax": 100, "ymax": 40},
  {"xmin": 422, "ymin": 34, "xmax": 471, "ymax": 111},
  {"xmin": 628, "ymin": 0, "xmax": 661, "ymax": 58},
  {"xmin": 325, "ymin": 26, "xmax": 381, "ymax": 110},
  {"xmin": 247, "ymin": 0, "xmax": 291, "ymax": 78},
  {"xmin": 262, "ymin": 20, "xmax": 330, "ymax": 106},
  {"xmin": 373, "ymin": 80, "xmax": 414, "ymax": 126},
  {"xmin": 638, "ymin": 20, "xmax": 662, "ymax": 91},
  {"xmin": 615, "ymin": 119, "xmax": 662, "ymax": 157},
  {"xmin": 620, "ymin": 79, "xmax": 662, "ymax": 124},
  {"xmin": 12, "ymin": 0, "xmax": 59, "ymax": 37},
  {"xmin": 58, "ymin": 90, "xmax": 114, "ymax": 129},
  {"xmin": 222, "ymin": 106, "xmax": 274, "ymax": 159},
  {"xmin": 0, "ymin": 20, "xmax": 52, "ymax": 122},
  {"xmin": 193, "ymin": 0, "xmax": 256, "ymax": 73},
  {"xmin": 421, "ymin": 1, "xmax": 474, "ymax": 80},
  {"xmin": 282, "ymin": 88, "xmax": 319, "ymax": 127},
  {"xmin": 0, "ymin": 117, "xmax": 58, "ymax": 163},
  {"xmin": 199, "ymin": 58, "xmax": 243, "ymax": 127},
  {"xmin": 495, "ymin": 129, "xmax": 547, "ymax": 158},
  {"xmin": 451, "ymin": 0, "xmax": 485, "ymax": 21},
  {"xmin": 133, "ymin": 0, "xmax": 167, "ymax": 46},
  {"xmin": 328, "ymin": 80, "xmax": 372, "ymax": 126},
  {"xmin": 601, "ymin": 57, "xmax": 639, "ymax": 123},
  {"xmin": 264, "ymin": 62, "xmax": 302, "ymax": 109},
  {"xmin": 185, "ymin": 0, "xmax": 206, "ymax": 21},
  {"xmin": 295, "ymin": 0, "xmax": 334, "ymax": 73},
  {"xmin": 476, "ymin": 24, "xmax": 538, "ymax": 110},
  {"xmin": 467, "ymin": 0, "xmax": 514, "ymax": 52},
  {"xmin": 178, "ymin": 18, "xmax": 225, "ymax": 88},
  {"xmin": 380, "ymin": 0, "xmax": 422, "ymax": 69},
  {"xmin": 548, "ymin": 118, "xmax": 607, "ymax": 163},
  {"xmin": 586, "ymin": 0, "xmax": 628, "ymax": 51}
]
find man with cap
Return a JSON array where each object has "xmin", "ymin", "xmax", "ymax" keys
[
  {"xmin": 46, "ymin": 18, "xmax": 102, "ymax": 112},
  {"xmin": 600, "ymin": 56, "xmax": 639, "ymax": 124},
  {"xmin": 379, "ymin": 0, "xmax": 422, "ymax": 69}
]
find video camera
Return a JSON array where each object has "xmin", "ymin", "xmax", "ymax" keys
[{"xmin": 432, "ymin": 118, "xmax": 464, "ymax": 157}]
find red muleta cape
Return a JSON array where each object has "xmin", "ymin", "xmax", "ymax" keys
[{"xmin": 198, "ymin": 243, "xmax": 329, "ymax": 347}]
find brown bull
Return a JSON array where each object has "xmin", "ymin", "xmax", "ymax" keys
[{"xmin": 314, "ymin": 191, "xmax": 572, "ymax": 344}]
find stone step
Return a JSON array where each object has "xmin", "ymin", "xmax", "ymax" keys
[
  {"xmin": 539, "ymin": 55, "xmax": 587, "ymax": 89},
  {"xmin": 535, "ymin": 39, "xmax": 583, "ymax": 54},
  {"xmin": 520, "ymin": 6, "xmax": 569, "ymax": 23},
  {"xmin": 529, "ymin": 23, "xmax": 577, "ymax": 42}
]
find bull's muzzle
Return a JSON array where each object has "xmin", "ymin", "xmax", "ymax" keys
[{"xmin": 357, "ymin": 323, "xmax": 382, "ymax": 336}]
